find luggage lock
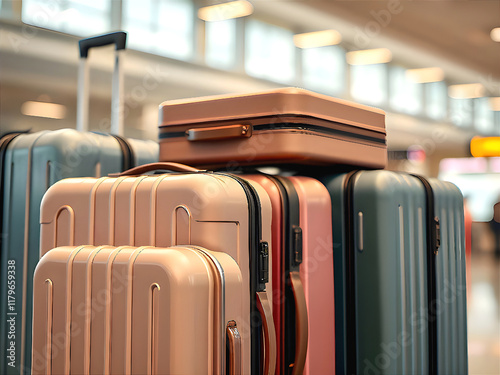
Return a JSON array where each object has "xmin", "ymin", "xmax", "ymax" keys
[{"xmin": 259, "ymin": 241, "xmax": 269, "ymax": 284}]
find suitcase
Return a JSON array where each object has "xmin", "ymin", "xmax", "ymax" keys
[
  {"xmin": 31, "ymin": 245, "xmax": 244, "ymax": 375},
  {"xmin": 0, "ymin": 32, "xmax": 158, "ymax": 375},
  {"xmin": 322, "ymin": 170, "xmax": 468, "ymax": 375},
  {"xmin": 158, "ymin": 88, "xmax": 387, "ymax": 169},
  {"xmin": 244, "ymin": 174, "xmax": 335, "ymax": 375},
  {"xmin": 39, "ymin": 162, "xmax": 276, "ymax": 375}
]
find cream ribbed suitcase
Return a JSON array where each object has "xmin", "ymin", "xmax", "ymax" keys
[{"xmin": 31, "ymin": 245, "xmax": 244, "ymax": 374}]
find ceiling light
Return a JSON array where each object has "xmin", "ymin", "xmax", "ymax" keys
[
  {"xmin": 406, "ymin": 67, "xmax": 444, "ymax": 83},
  {"xmin": 448, "ymin": 83, "xmax": 485, "ymax": 99},
  {"xmin": 346, "ymin": 48, "xmax": 392, "ymax": 65},
  {"xmin": 490, "ymin": 97, "xmax": 500, "ymax": 111},
  {"xmin": 491, "ymin": 27, "xmax": 500, "ymax": 42},
  {"xmin": 198, "ymin": 1, "xmax": 253, "ymax": 22},
  {"xmin": 293, "ymin": 30, "xmax": 342, "ymax": 49},
  {"xmin": 21, "ymin": 101, "xmax": 66, "ymax": 119}
]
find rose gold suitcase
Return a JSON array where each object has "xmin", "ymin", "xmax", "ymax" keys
[
  {"xmin": 31, "ymin": 245, "xmax": 244, "ymax": 374},
  {"xmin": 158, "ymin": 88, "xmax": 386, "ymax": 169},
  {"xmin": 39, "ymin": 163, "xmax": 276, "ymax": 375},
  {"xmin": 244, "ymin": 175, "xmax": 335, "ymax": 375}
]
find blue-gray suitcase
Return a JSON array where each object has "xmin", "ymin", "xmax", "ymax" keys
[
  {"xmin": 0, "ymin": 32, "xmax": 158, "ymax": 375},
  {"xmin": 322, "ymin": 170, "xmax": 468, "ymax": 375}
]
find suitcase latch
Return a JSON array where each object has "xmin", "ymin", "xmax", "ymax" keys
[
  {"xmin": 293, "ymin": 225, "xmax": 303, "ymax": 265},
  {"xmin": 259, "ymin": 241, "xmax": 269, "ymax": 284}
]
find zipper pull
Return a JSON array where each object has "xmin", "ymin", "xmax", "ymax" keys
[{"xmin": 433, "ymin": 216, "xmax": 441, "ymax": 255}]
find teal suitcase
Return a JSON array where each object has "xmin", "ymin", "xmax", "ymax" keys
[
  {"xmin": 0, "ymin": 32, "xmax": 158, "ymax": 375},
  {"xmin": 322, "ymin": 170, "xmax": 468, "ymax": 375}
]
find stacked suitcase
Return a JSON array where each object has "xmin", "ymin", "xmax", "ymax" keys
[{"xmin": 20, "ymin": 34, "xmax": 467, "ymax": 375}]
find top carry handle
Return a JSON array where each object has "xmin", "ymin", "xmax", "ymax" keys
[{"xmin": 77, "ymin": 31, "xmax": 126, "ymax": 135}]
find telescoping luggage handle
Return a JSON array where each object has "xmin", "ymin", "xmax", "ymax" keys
[{"xmin": 77, "ymin": 31, "xmax": 126, "ymax": 135}]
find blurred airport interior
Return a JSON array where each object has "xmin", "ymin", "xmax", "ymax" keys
[{"xmin": 0, "ymin": 1, "xmax": 499, "ymax": 374}]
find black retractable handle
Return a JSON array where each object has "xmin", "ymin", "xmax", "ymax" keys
[{"xmin": 79, "ymin": 31, "xmax": 127, "ymax": 58}]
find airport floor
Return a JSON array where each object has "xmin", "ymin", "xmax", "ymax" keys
[{"xmin": 468, "ymin": 252, "xmax": 500, "ymax": 374}]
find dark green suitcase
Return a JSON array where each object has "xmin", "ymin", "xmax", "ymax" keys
[{"xmin": 322, "ymin": 170, "xmax": 468, "ymax": 375}]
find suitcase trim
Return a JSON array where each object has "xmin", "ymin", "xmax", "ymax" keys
[{"xmin": 160, "ymin": 119, "xmax": 386, "ymax": 147}]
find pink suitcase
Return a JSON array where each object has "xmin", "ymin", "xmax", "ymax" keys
[
  {"xmin": 158, "ymin": 87, "xmax": 386, "ymax": 169},
  {"xmin": 244, "ymin": 175, "xmax": 335, "ymax": 375},
  {"xmin": 38, "ymin": 163, "xmax": 276, "ymax": 375},
  {"xmin": 31, "ymin": 245, "xmax": 244, "ymax": 374}
]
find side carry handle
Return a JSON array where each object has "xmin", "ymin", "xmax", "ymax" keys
[
  {"xmin": 256, "ymin": 292, "xmax": 277, "ymax": 375},
  {"xmin": 227, "ymin": 321, "xmax": 242, "ymax": 375},
  {"xmin": 108, "ymin": 162, "xmax": 206, "ymax": 177},
  {"xmin": 186, "ymin": 124, "xmax": 252, "ymax": 142},
  {"xmin": 290, "ymin": 271, "xmax": 308, "ymax": 375},
  {"xmin": 77, "ymin": 31, "xmax": 127, "ymax": 135}
]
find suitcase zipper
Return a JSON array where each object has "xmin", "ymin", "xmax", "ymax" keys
[
  {"xmin": 159, "ymin": 121, "xmax": 386, "ymax": 146},
  {"xmin": 253, "ymin": 123, "xmax": 386, "ymax": 145},
  {"xmin": 343, "ymin": 170, "xmax": 360, "ymax": 375},
  {"xmin": 411, "ymin": 174, "xmax": 439, "ymax": 375}
]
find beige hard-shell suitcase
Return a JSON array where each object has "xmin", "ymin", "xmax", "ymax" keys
[
  {"xmin": 31, "ymin": 245, "xmax": 245, "ymax": 374},
  {"xmin": 158, "ymin": 88, "xmax": 386, "ymax": 169},
  {"xmin": 39, "ymin": 162, "xmax": 276, "ymax": 375}
]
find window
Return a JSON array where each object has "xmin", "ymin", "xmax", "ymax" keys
[
  {"xmin": 302, "ymin": 46, "xmax": 345, "ymax": 95},
  {"xmin": 425, "ymin": 81, "xmax": 447, "ymax": 121},
  {"xmin": 205, "ymin": 19, "xmax": 237, "ymax": 70},
  {"xmin": 1, "ymin": 0, "xmax": 11, "ymax": 19},
  {"xmin": 474, "ymin": 98, "xmax": 495, "ymax": 134},
  {"xmin": 439, "ymin": 157, "xmax": 500, "ymax": 221},
  {"xmin": 245, "ymin": 20, "xmax": 295, "ymax": 84},
  {"xmin": 123, "ymin": 0, "xmax": 194, "ymax": 60},
  {"xmin": 23, "ymin": 0, "xmax": 111, "ymax": 36},
  {"xmin": 450, "ymin": 98, "xmax": 473, "ymax": 127},
  {"xmin": 390, "ymin": 66, "xmax": 422, "ymax": 115},
  {"xmin": 350, "ymin": 63, "xmax": 387, "ymax": 106}
]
